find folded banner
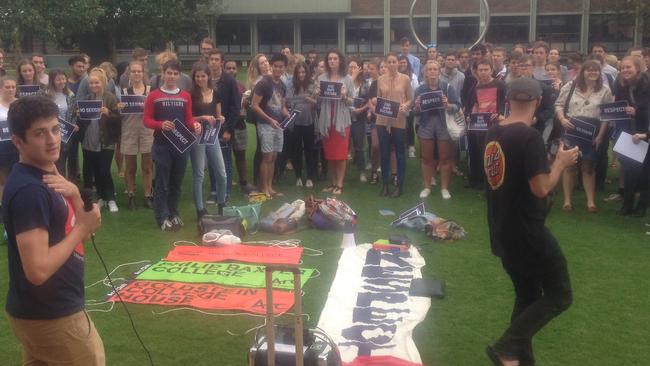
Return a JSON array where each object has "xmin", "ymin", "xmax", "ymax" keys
[
  {"xmin": 136, "ymin": 261, "xmax": 314, "ymax": 290},
  {"xmin": 165, "ymin": 245, "xmax": 303, "ymax": 265},
  {"xmin": 317, "ymin": 244, "xmax": 430, "ymax": 366},
  {"xmin": 109, "ymin": 280, "xmax": 294, "ymax": 315}
]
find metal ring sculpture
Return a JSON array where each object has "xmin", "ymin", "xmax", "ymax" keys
[{"xmin": 409, "ymin": 0, "xmax": 491, "ymax": 50}]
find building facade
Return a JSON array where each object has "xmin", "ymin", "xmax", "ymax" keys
[{"xmin": 177, "ymin": 0, "xmax": 647, "ymax": 60}]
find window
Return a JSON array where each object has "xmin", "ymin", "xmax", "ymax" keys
[
  {"xmin": 485, "ymin": 16, "xmax": 529, "ymax": 48},
  {"xmin": 437, "ymin": 17, "xmax": 480, "ymax": 50},
  {"xmin": 216, "ymin": 20, "xmax": 251, "ymax": 54},
  {"xmin": 390, "ymin": 18, "xmax": 430, "ymax": 56},
  {"xmin": 589, "ymin": 13, "xmax": 635, "ymax": 53},
  {"xmin": 536, "ymin": 15, "xmax": 581, "ymax": 52},
  {"xmin": 258, "ymin": 20, "xmax": 293, "ymax": 54},
  {"xmin": 345, "ymin": 19, "xmax": 384, "ymax": 55},
  {"xmin": 301, "ymin": 19, "xmax": 338, "ymax": 53}
]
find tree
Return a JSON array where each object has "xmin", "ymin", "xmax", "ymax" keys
[
  {"xmin": 0, "ymin": 0, "xmax": 103, "ymax": 54},
  {"xmin": 93, "ymin": 0, "xmax": 224, "ymax": 62}
]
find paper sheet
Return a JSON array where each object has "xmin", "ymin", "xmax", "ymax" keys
[{"xmin": 614, "ymin": 131, "xmax": 649, "ymax": 163}]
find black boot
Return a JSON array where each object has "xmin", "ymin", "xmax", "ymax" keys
[{"xmin": 380, "ymin": 184, "xmax": 390, "ymax": 197}]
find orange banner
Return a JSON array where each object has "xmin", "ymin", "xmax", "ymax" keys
[
  {"xmin": 110, "ymin": 280, "xmax": 295, "ymax": 315},
  {"xmin": 165, "ymin": 245, "xmax": 303, "ymax": 265}
]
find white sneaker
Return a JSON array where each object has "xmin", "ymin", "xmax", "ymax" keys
[
  {"xmin": 360, "ymin": 173, "xmax": 368, "ymax": 183},
  {"xmin": 603, "ymin": 193, "xmax": 622, "ymax": 202},
  {"xmin": 305, "ymin": 179, "xmax": 314, "ymax": 188},
  {"xmin": 107, "ymin": 200, "xmax": 119, "ymax": 212},
  {"xmin": 97, "ymin": 199, "xmax": 105, "ymax": 209},
  {"xmin": 419, "ymin": 188, "xmax": 431, "ymax": 198},
  {"xmin": 430, "ymin": 177, "xmax": 437, "ymax": 187},
  {"xmin": 408, "ymin": 146, "xmax": 416, "ymax": 158},
  {"xmin": 365, "ymin": 162, "xmax": 372, "ymax": 170},
  {"xmin": 441, "ymin": 189, "xmax": 451, "ymax": 200},
  {"xmin": 160, "ymin": 219, "xmax": 174, "ymax": 231},
  {"xmin": 296, "ymin": 178, "xmax": 303, "ymax": 187}
]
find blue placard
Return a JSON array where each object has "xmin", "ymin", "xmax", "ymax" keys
[
  {"xmin": 565, "ymin": 117, "xmax": 596, "ymax": 143},
  {"xmin": 375, "ymin": 97, "xmax": 400, "ymax": 119},
  {"xmin": 77, "ymin": 100, "xmax": 103, "ymax": 120},
  {"xmin": 352, "ymin": 97, "xmax": 365, "ymax": 109},
  {"xmin": 120, "ymin": 95, "xmax": 146, "ymax": 114},
  {"xmin": 280, "ymin": 110, "xmax": 301, "ymax": 129},
  {"xmin": 199, "ymin": 120, "xmax": 221, "ymax": 146},
  {"xmin": 0, "ymin": 120, "xmax": 11, "ymax": 141},
  {"xmin": 469, "ymin": 113, "xmax": 491, "ymax": 131},
  {"xmin": 420, "ymin": 90, "xmax": 444, "ymax": 112},
  {"xmin": 600, "ymin": 101, "xmax": 629, "ymax": 121},
  {"xmin": 319, "ymin": 81, "xmax": 342, "ymax": 100},
  {"xmin": 58, "ymin": 117, "xmax": 76, "ymax": 144},
  {"xmin": 162, "ymin": 119, "xmax": 197, "ymax": 153},
  {"xmin": 17, "ymin": 85, "xmax": 41, "ymax": 98}
]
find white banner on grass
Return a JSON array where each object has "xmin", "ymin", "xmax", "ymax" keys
[{"xmin": 317, "ymin": 244, "xmax": 430, "ymax": 366}]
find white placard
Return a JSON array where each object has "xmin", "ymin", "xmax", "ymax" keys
[{"xmin": 613, "ymin": 131, "xmax": 649, "ymax": 164}]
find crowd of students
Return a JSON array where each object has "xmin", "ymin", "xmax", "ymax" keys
[{"xmin": 1, "ymin": 38, "xmax": 649, "ymax": 232}]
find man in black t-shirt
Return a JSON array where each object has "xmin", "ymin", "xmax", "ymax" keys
[
  {"xmin": 3, "ymin": 96, "xmax": 103, "ymax": 365},
  {"xmin": 484, "ymin": 78, "xmax": 578, "ymax": 366}
]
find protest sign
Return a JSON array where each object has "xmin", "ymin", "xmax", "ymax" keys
[
  {"xmin": 375, "ymin": 97, "xmax": 400, "ymax": 119},
  {"xmin": 564, "ymin": 117, "xmax": 596, "ymax": 143},
  {"xmin": 600, "ymin": 101, "xmax": 629, "ymax": 122},
  {"xmin": 120, "ymin": 95, "xmax": 146, "ymax": 114},
  {"xmin": 468, "ymin": 113, "xmax": 491, "ymax": 131},
  {"xmin": 17, "ymin": 85, "xmax": 40, "ymax": 98},
  {"xmin": 279, "ymin": 110, "xmax": 301, "ymax": 129},
  {"xmin": 58, "ymin": 117, "xmax": 76, "ymax": 144},
  {"xmin": 419, "ymin": 90, "xmax": 444, "ymax": 112},
  {"xmin": 77, "ymin": 100, "xmax": 103, "ymax": 120},
  {"xmin": 162, "ymin": 119, "xmax": 197, "ymax": 153},
  {"xmin": 0, "ymin": 120, "xmax": 10, "ymax": 141},
  {"xmin": 199, "ymin": 120, "xmax": 220, "ymax": 145},
  {"xmin": 320, "ymin": 81, "xmax": 343, "ymax": 99}
]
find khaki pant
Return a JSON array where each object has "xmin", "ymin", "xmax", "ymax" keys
[{"xmin": 7, "ymin": 310, "xmax": 105, "ymax": 366}]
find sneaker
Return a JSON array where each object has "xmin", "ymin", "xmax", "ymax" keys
[
  {"xmin": 97, "ymin": 199, "xmax": 105, "ymax": 209},
  {"xmin": 369, "ymin": 171, "xmax": 379, "ymax": 185},
  {"xmin": 441, "ymin": 189, "xmax": 452, "ymax": 200},
  {"xmin": 144, "ymin": 196, "xmax": 154, "ymax": 209},
  {"xmin": 296, "ymin": 178, "xmax": 303, "ymax": 187},
  {"xmin": 127, "ymin": 193, "xmax": 136, "ymax": 210},
  {"xmin": 305, "ymin": 179, "xmax": 314, "ymax": 188},
  {"xmin": 419, "ymin": 188, "xmax": 431, "ymax": 198},
  {"xmin": 107, "ymin": 200, "xmax": 119, "ymax": 213},
  {"xmin": 171, "ymin": 216, "xmax": 184, "ymax": 230},
  {"xmin": 360, "ymin": 173, "xmax": 368, "ymax": 183},
  {"xmin": 206, "ymin": 192, "xmax": 217, "ymax": 205},
  {"xmin": 408, "ymin": 146, "xmax": 416, "ymax": 158},
  {"xmin": 365, "ymin": 162, "xmax": 372, "ymax": 170},
  {"xmin": 160, "ymin": 219, "xmax": 174, "ymax": 232},
  {"xmin": 603, "ymin": 193, "xmax": 622, "ymax": 202}
]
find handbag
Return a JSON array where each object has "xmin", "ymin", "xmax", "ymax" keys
[
  {"xmin": 223, "ymin": 202, "xmax": 262, "ymax": 234},
  {"xmin": 199, "ymin": 215, "xmax": 245, "ymax": 238},
  {"xmin": 444, "ymin": 83, "xmax": 466, "ymax": 141}
]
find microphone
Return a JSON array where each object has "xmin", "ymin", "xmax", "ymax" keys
[{"xmin": 81, "ymin": 188, "xmax": 94, "ymax": 212}]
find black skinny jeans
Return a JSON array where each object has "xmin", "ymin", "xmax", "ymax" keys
[
  {"xmin": 82, "ymin": 149, "xmax": 115, "ymax": 201},
  {"xmin": 495, "ymin": 229, "xmax": 573, "ymax": 366},
  {"xmin": 290, "ymin": 124, "xmax": 317, "ymax": 181}
]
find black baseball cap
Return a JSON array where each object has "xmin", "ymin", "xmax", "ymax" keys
[{"xmin": 506, "ymin": 77, "xmax": 542, "ymax": 102}]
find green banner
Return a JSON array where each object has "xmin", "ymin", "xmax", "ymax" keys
[{"xmin": 135, "ymin": 261, "xmax": 314, "ymax": 290}]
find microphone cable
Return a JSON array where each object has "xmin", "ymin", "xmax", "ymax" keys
[{"xmin": 90, "ymin": 234, "xmax": 155, "ymax": 366}]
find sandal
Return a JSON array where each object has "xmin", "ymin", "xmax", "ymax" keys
[
  {"xmin": 587, "ymin": 205, "xmax": 599, "ymax": 213},
  {"xmin": 322, "ymin": 184, "xmax": 336, "ymax": 193},
  {"xmin": 562, "ymin": 204, "xmax": 573, "ymax": 212},
  {"xmin": 332, "ymin": 186, "xmax": 343, "ymax": 195}
]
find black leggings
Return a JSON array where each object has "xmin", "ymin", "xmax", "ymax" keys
[{"xmin": 83, "ymin": 149, "xmax": 115, "ymax": 201}]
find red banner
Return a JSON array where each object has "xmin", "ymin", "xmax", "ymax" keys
[
  {"xmin": 110, "ymin": 280, "xmax": 294, "ymax": 315},
  {"xmin": 165, "ymin": 245, "xmax": 303, "ymax": 265}
]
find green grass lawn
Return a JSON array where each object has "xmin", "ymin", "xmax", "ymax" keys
[{"xmin": 1, "ymin": 131, "xmax": 649, "ymax": 365}]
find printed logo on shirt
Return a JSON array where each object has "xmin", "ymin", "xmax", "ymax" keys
[
  {"xmin": 484, "ymin": 141, "xmax": 505, "ymax": 190},
  {"xmin": 63, "ymin": 197, "xmax": 84, "ymax": 260}
]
